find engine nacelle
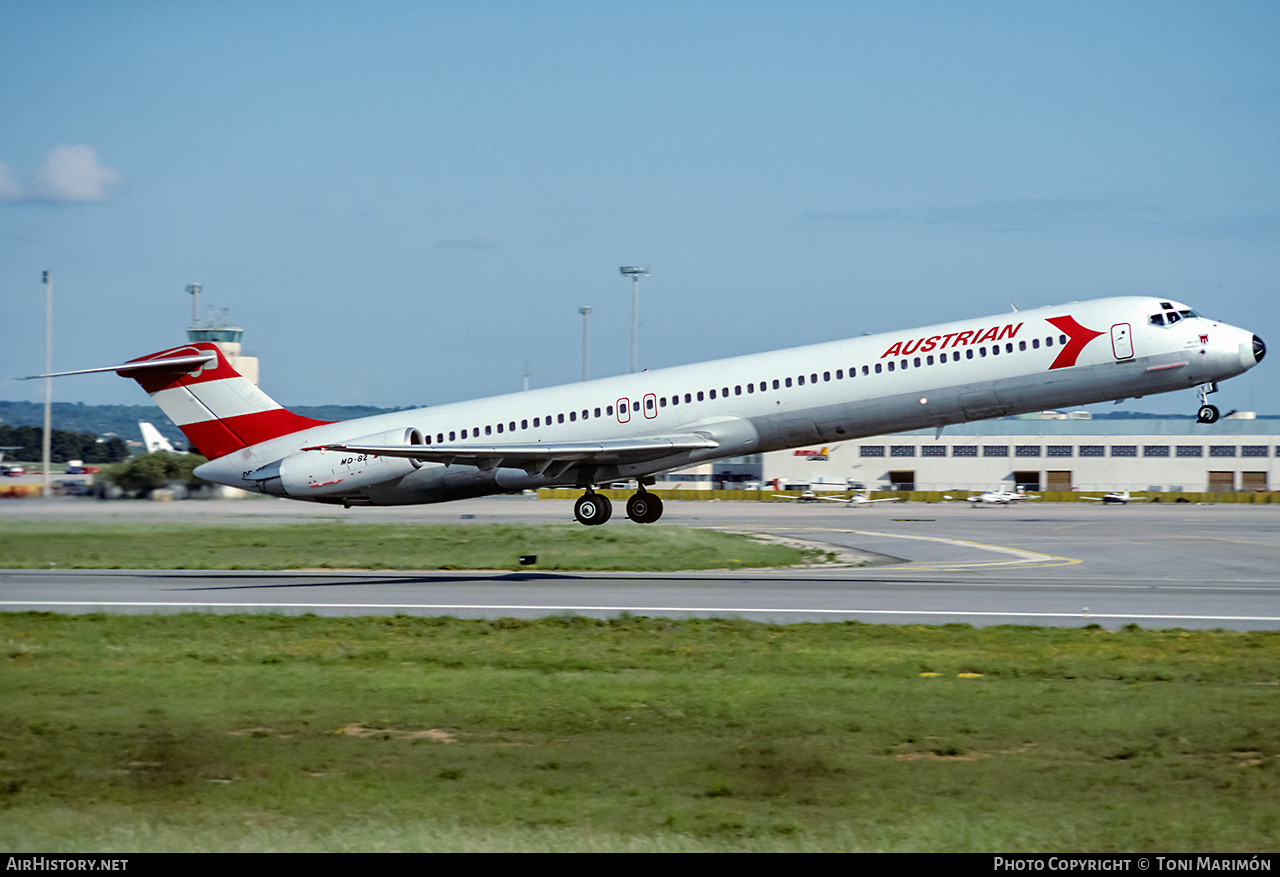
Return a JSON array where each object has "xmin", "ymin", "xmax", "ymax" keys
[{"xmin": 254, "ymin": 427, "xmax": 427, "ymax": 499}]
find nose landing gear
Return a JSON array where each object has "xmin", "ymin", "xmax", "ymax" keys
[{"xmin": 1195, "ymin": 383, "xmax": 1220, "ymax": 424}]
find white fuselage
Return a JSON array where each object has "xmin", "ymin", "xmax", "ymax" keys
[{"xmin": 195, "ymin": 296, "xmax": 1262, "ymax": 506}]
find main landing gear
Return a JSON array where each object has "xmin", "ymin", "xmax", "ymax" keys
[
  {"xmin": 572, "ymin": 487, "xmax": 664, "ymax": 525},
  {"xmin": 1196, "ymin": 383, "xmax": 1220, "ymax": 424},
  {"xmin": 573, "ymin": 490, "xmax": 612, "ymax": 526},
  {"xmin": 625, "ymin": 488, "xmax": 663, "ymax": 524}
]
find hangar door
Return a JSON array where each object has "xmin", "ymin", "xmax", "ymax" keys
[
  {"xmin": 888, "ymin": 470, "xmax": 915, "ymax": 491},
  {"xmin": 1013, "ymin": 470, "xmax": 1041, "ymax": 491},
  {"xmin": 1242, "ymin": 471, "xmax": 1268, "ymax": 491},
  {"xmin": 1046, "ymin": 470, "xmax": 1072, "ymax": 491},
  {"xmin": 1208, "ymin": 471, "xmax": 1235, "ymax": 492}
]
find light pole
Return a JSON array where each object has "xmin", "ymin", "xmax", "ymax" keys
[
  {"xmin": 619, "ymin": 266, "xmax": 648, "ymax": 373},
  {"xmin": 578, "ymin": 306, "xmax": 591, "ymax": 381},
  {"xmin": 42, "ymin": 271, "xmax": 52, "ymax": 499}
]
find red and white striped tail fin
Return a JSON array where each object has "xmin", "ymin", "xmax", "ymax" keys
[{"xmin": 118, "ymin": 343, "xmax": 330, "ymax": 459}]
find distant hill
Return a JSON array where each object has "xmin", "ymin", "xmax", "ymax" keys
[{"xmin": 0, "ymin": 401, "xmax": 401, "ymax": 450}]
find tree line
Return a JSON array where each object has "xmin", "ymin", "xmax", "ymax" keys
[{"xmin": 0, "ymin": 426, "xmax": 130, "ymax": 464}]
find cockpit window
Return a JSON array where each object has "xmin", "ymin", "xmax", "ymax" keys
[{"xmin": 1152, "ymin": 306, "xmax": 1199, "ymax": 326}]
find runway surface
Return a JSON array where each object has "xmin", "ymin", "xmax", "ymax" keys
[{"xmin": 3, "ymin": 496, "xmax": 1280, "ymax": 629}]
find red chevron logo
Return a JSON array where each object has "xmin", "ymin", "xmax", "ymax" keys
[{"xmin": 1045, "ymin": 315, "xmax": 1104, "ymax": 370}]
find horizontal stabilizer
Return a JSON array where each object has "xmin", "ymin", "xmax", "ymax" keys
[{"xmin": 21, "ymin": 352, "xmax": 217, "ymax": 380}]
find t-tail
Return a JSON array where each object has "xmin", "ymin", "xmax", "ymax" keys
[
  {"xmin": 31, "ymin": 343, "xmax": 330, "ymax": 460},
  {"xmin": 118, "ymin": 344, "xmax": 330, "ymax": 459}
]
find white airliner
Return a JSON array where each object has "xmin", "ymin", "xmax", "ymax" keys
[
  {"xmin": 32, "ymin": 296, "xmax": 1263, "ymax": 525},
  {"xmin": 139, "ymin": 422, "xmax": 178, "ymax": 454}
]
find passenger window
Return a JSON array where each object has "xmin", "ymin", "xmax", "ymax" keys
[
  {"xmin": 823, "ymin": 371, "xmax": 830, "ymax": 381},
  {"xmin": 496, "ymin": 423, "xmax": 503, "ymax": 433},
  {"xmin": 798, "ymin": 375, "xmax": 805, "ymax": 386},
  {"xmin": 521, "ymin": 420, "xmax": 527, "ymax": 430},
  {"xmin": 450, "ymin": 431, "xmax": 457, "ymax": 441},
  {"xmin": 697, "ymin": 391, "xmax": 704, "ymax": 401},
  {"xmin": 785, "ymin": 378, "xmax": 792, "ymax": 387},
  {"xmin": 633, "ymin": 401, "xmax": 640, "ymax": 412},
  {"xmin": 594, "ymin": 408, "xmax": 601, "ymax": 418},
  {"xmin": 874, "ymin": 363, "xmax": 882, "ymax": 373},
  {"xmin": 557, "ymin": 414, "xmax": 564, "ymax": 424},
  {"xmin": 773, "ymin": 379, "xmax": 780, "ymax": 389},
  {"xmin": 710, "ymin": 389, "xmax": 717, "ymax": 399},
  {"xmin": 887, "ymin": 361, "xmax": 895, "ymax": 371},
  {"xmin": 485, "ymin": 426, "xmax": 492, "ymax": 435}
]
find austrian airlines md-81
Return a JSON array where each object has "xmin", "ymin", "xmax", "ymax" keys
[{"xmin": 36, "ymin": 296, "xmax": 1264, "ymax": 525}]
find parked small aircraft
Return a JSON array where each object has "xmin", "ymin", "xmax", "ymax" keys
[
  {"xmin": 967, "ymin": 487, "xmax": 1037, "ymax": 507},
  {"xmin": 827, "ymin": 489, "xmax": 902, "ymax": 507},
  {"xmin": 1079, "ymin": 490, "xmax": 1150, "ymax": 504}
]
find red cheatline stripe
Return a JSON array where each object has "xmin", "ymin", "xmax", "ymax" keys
[{"xmin": 178, "ymin": 409, "xmax": 331, "ymax": 459}]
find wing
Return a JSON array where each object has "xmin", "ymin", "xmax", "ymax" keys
[{"xmin": 306, "ymin": 434, "xmax": 719, "ymax": 479}]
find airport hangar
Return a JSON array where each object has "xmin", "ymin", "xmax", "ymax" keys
[{"xmin": 670, "ymin": 413, "xmax": 1280, "ymax": 495}]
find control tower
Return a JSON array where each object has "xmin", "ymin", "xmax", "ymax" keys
[{"xmin": 185, "ymin": 283, "xmax": 260, "ymax": 385}]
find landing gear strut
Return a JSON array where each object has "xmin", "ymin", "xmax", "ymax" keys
[
  {"xmin": 625, "ymin": 488, "xmax": 664, "ymax": 524},
  {"xmin": 1196, "ymin": 383, "xmax": 1220, "ymax": 424},
  {"xmin": 573, "ymin": 490, "xmax": 612, "ymax": 526}
]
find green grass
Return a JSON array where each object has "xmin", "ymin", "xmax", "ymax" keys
[
  {"xmin": 2, "ymin": 614, "xmax": 1277, "ymax": 851},
  {"xmin": 0, "ymin": 521, "xmax": 822, "ymax": 571}
]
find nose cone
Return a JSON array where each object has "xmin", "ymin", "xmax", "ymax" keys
[{"xmin": 1253, "ymin": 334, "xmax": 1266, "ymax": 364}]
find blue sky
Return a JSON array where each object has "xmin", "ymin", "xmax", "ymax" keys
[{"xmin": 3, "ymin": 1, "xmax": 1278, "ymax": 415}]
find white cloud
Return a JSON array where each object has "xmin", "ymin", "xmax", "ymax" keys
[
  {"xmin": 0, "ymin": 146, "xmax": 122, "ymax": 203},
  {"xmin": 29, "ymin": 145, "xmax": 121, "ymax": 201}
]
